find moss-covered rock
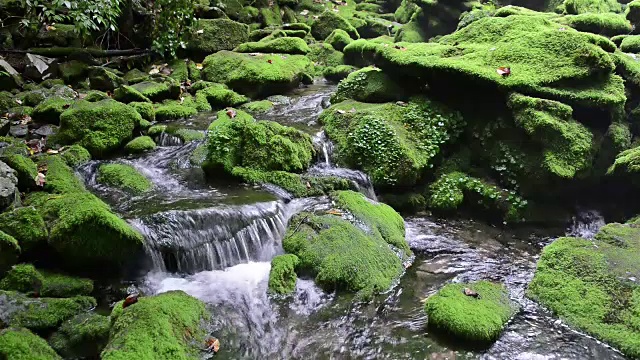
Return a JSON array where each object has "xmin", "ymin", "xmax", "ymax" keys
[
  {"xmin": 268, "ymin": 254, "xmax": 299, "ymax": 295},
  {"xmin": 113, "ymin": 85, "xmax": 151, "ymax": 103},
  {"xmin": 125, "ymin": 136, "xmax": 156, "ymax": 154},
  {"xmin": 607, "ymin": 145, "xmax": 640, "ymax": 185},
  {"xmin": 425, "ymin": 281, "xmax": 517, "ymax": 343},
  {"xmin": 187, "ymin": 18, "xmax": 250, "ymax": 58},
  {"xmin": 241, "ymin": 100, "xmax": 274, "ymax": 114},
  {"xmin": 40, "ymin": 271, "xmax": 93, "ymax": 298},
  {"xmin": 0, "ymin": 230, "xmax": 19, "ymax": 274},
  {"xmin": 58, "ymin": 99, "xmax": 140, "ymax": 157},
  {"xmin": 168, "ymin": 59, "xmax": 189, "ymax": 82},
  {"xmin": 326, "ymin": 29, "xmax": 353, "ymax": 52},
  {"xmin": 528, "ymin": 224, "xmax": 640, "ymax": 358},
  {"xmin": 320, "ymin": 98, "xmax": 464, "ymax": 187},
  {"xmin": 0, "ymin": 327, "xmax": 61, "ymax": 360},
  {"xmin": 202, "ymin": 51, "xmax": 313, "ymax": 97},
  {"xmin": 308, "ymin": 43, "xmax": 345, "ymax": 74},
  {"xmin": 49, "ymin": 313, "xmax": 109, "ymax": 359},
  {"xmin": 123, "ymin": 69, "xmax": 149, "ymax": 84},
  {"xmin": 311, "ymin": 11, "xmax": 359, "ymax": 40},
  {"xmin": 83, "ymin": 90, "xmax": 109, "ymax": 102},
  {"xmin": 230, "ymin": 167, "xmax": 353, "ymax": 197},
  {"xmin": 0, "ymin": 290, "xmax": 96, "ymax": 332},
  {"xmin": 128, "ymin": 101, "xmax": 155, "ymax": 122},
  {"xmin": 196, "ymin": 84, "xmax": 249, "ymax": 109},
  {"xmin": 1, "ymin": 154, "xmax": 37, "ymax": 190},
  {"xmin": 58, "ymin": 60, "xmax": 88, "ymax": 84},
  {"xmin": 32, "ymin": 191, "xmax": 144, "ymax": 270},
  {"xmin": 0, "ymin": 207, "xmax": 47, "ymax": 253},
  {"xmin": 332, "ymin": 66, "xmax": 404, "ymax": 103},
  {"xmin": 282, "ymin": 191, "xmax": 409, "ymax": 299},
  {"xmin": 205, "ymin": 108, "xmax": 314, "ymax": 174},
  {"xmin": 323, "ymin": 65, "xmax": 356, "ymax": 81},
  {"xmin": 235, "ymin": 36, "xmax": 311, "ymax": 54},
  {"xmin": 97, "ymin": 163, "xmax": 152, "ymax": 195},
  {"xmin": 563, "ymin": 0, "xmax": 621, "ymax": 14},
  {"xmin": 155, "ymin": 103, "xmax": 198, "ymax": 121},
  {"xmin": 32, "ymin": 97, "xmax": 73, "ymax": 124},
  {"xmin": 60, "ymin": 145, "xmax": 91, "ymax": 167},
  {"xmin": 620, "ymin": 35, "xmax": 640, "ymax": 53},
  {"xmin": 556, "ymin": 13, "xmax": 631, "ymax": 36},
  {"xmin": 88, "ymin": 67, "xmax": 124, "ymax": 92},
  {"xmin": 130, "ymin": 81, "xmax": 178, "ymax": 102},
  {"xmin": 39, "ymin": 155, "xmax": 85, "ymax": 194},
  {"xmin": 102, "ymin": 291, "xmax": 210, "ymax": 360},
  {"xmin": 0, "ymin": 264, "xmax": 43, "ymax": 294}
]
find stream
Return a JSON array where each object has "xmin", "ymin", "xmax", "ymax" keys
[{"xmin": 78, "ymin": 81, "xmax": 626, "ymax": 359}]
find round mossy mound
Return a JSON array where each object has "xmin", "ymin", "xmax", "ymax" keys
[{"xmin": 96, "ymin": 163, "xmax": 152, "ymax": 195}]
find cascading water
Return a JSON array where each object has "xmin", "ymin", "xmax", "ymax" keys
[{"xmin": 567, "ymin": 210, "xmax": 605, "ymax": 239}]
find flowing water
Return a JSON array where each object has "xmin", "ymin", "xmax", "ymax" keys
[{"xmin": 77, "ymin": 82, "xmax": 627, "ymax": 359}]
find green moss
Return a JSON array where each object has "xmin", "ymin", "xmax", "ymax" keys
[
  {"xmin": 130, "ymin": 81, "xmax": 177, "ymax": 102},
  {"xmin": 229, "ymin": 167, "xmax": 353, "ymax": 197},
  {"xmin": 187, "ymin": 18, "xmax": 249, "ymax": 57},
  {"xmin": 58, "ymin": 60, "xmax": 88, "ymax": 84},
  {"xmin": 147, "ymin": 125, "xmax": 167, "ymax": 138},
  {"xmin": 123, "ymin": 69, "xmax": 149, "ymax": 84},
  {"xmin": 395, "ymin": 0, "xmax": 419, "ymax": 24},
  {"xmin": 320, "ymin": 98, "xmax": 464, "ymax": 187},
  {"xmin": 60, "ymin": 145, "xmax": 91, "ymax": 167},
  {"xmin": 628, "ymin": 0, "xmax": 640, "ymax": 23},
  {"xmin": 1, "ymin": 154, "xmax": 37, "ymax": 190},
  {"xmin": 268, "ymin": 254, "xmax": 299, "ymax": 295},
  {"xmin": 49, "ymin": 313, "xmax": 109, "ymax": 359},
  {"xmin": 0, "ymin": 136, "xmax": 28, "ymax": 157},
  {"xmin": 58, "ymin": 99, "xmax": 140, "ymax": 157},
  {"xmin": 235, "ymin": 36, "xmax": 311, "ymax": 54},
  {"xmin": 202, "ymin": 50, "xmax": 313, "ymax": 97},
  {"xmin": 311, "ymin": 11, "xmax": 359, "ymax": 40},
  {"xmin": 155, "ymin": 103, "xmax": 198, "ymax": 121},
  {"xmin": 508, "ymin": 93, "xmax": 593, "ymax": 179},
  {"xmin": 113, "ymin": 85, "xmax": 151, "ymax": 103},
  {"xmin": 323, "ymin": 65, "xmax": 356, "ymax": 81},
  {"xmin": 326, "ymin": 29, "xmax": 353, "ymax": 52},
  {"xmin": 241, "ymin": 100, "xmax": 274, "ymax": 114},
  {"xmin": 308, "ymin": 43, "xmax": 345, "ymax": 70},
  {"xmin": 563, "ymin": 0, "xmax": 621, "ymax": 14},
  {"xmin": 124, "ymin": 136, "xmax": 156, "ymax": 154},
  {"xmin": 32, "ymin": 97, "xmax": 73, "ymax": 124},
  {"xmin": 40, "ymin": 271, "xmax": 93, "ymax": 298},
  {"xmin": 97, "ymin": 163, "xmax": 152, "ymax": 195},
  {"xmin": 556, "ymin": 13, "xmax": 632, "ymax": 36},
  {"xmin": 36, "ymin": 191, "xmax": 144, "ymax": 270},
  {"xmin": 607, "ymin": 145, "xmax": 640, "ymax": 184},
  {"xmin": 174, "ymin": 128, "xmax": 204, "ymax": 143},
  {"xmin": 425, "ymin": 281, "xmax": 517, "ymax": 343},
  {"xmin": 0, "ymin": 264, "xmax": 43, "ymax": 294},
  {"xmin": 88, "ymin": 67, "xmax": 124, "ymax": 92},
  {"xmin": 332, "ymin": 66, "xmax": 403, "ymax": 103},
  {"xmin": 168, "ymin": 59, "xmax": 189, "ymax": 82},
  {"xmin": 283, "ymin": 22, "xmax": 311, "ymax": 32},
  {"xmin": 0, "ymin": 207, "xmax": 47, "ymax": 253},
  {"xmin": 260, "ymin": 5, "xmax": 283, "ymax": 27},
  {"xmin": 39, "ymin": 155, "xmax": 85, "ymax": 194},
  {"xmin": 187, "ymin": 60, "xmax": 201, "ymax": 82},
  {"xmin": 621, "ymin": 35, "xmax": 640, "ymax": 53},
  {"xmin": 102, "ymin": 291, "xmax": 210, "ymax": 360},
  {"xmin": 128, "ymin": 101, "xmax": 155, "ymax": 122},
  {"xmin": 196, "ymin": 84, "xmax": 249, "ymax": 109},
  {"xmin": 282, "ymin": 194, "xmax": 406, "ymax": 299},
  {"xmin": 206, "ymin": 108, "xmax": 314, "ymax": 174},
  {"xmin": 344, "ymin": 16, "xmax": 626, "ymax": 111},
  {"xmin": 0, "ymin": 327, "xmax": 61, "ymax": 360},
  {"xmin": 0, "ymin": 91, "xmax": 13, "ymax": 112},
  {"xmin": 83, "ymin": 90, "xmax": 109, "ymax": 102},
  {"xmin": 16, "ymin": 90, "xmax": 45, "ymax": 107},
  {"xmin": 394, "ymin": 16, "xmax": 427, "ymax": 43},
  {"xmin": 0, "ymin": 231, "xmax": 19, "ymax": 274},
  {"xmin": 528, "ymin": 229, "xmax": 640, "ymax": 358}
]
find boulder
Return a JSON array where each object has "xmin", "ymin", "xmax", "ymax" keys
[
  {"xmin": 186, "ymin": 18, "xmax": 250, "ymax": 58},
  {"xmin": 311, "ymin": 11, "xmax": 359, "ymax": 40},
  {"xmin": 88, "ymin": 67, "xmax": 124, "ymax": 92},
  {"xmin": 96, "ymin": 163, "xmax": 152, "ymax": 195},
  {"xmin": 234, "ymin": 37, "xmax": 311, "ymax": 55},
  {"xmin": 268, "ymin": 254, "xmax": 299, "ymax": 295},
  {"xmin": 0, "ymin": 327, "xmax": 61, "ymax": 360},
  {"xmin": 0, "ymin": 207, "xmax": 47, "ymax": 253},
  {"xmin": 0, "ymin": 160, "xmax": 18, "ymax": 211},
  {"xmin": 0, "ymin": 231, "xmax": 19, "ymax": 274},
  {"xmin": 124, "ymin": 136, "xmax": 156, "ymax": 154},
  {"xmin": 331, "ymin": 66, "xmax": 404, "ymax": 103},
  {"xmin": 24, "ymin": 54, "xmax": 57, "ymax": 82},
  {"xmin": 0, "ymin": 59, "xmax": 22, "ymax": 91},
  {"xmin": 49, "ymin": 313, "xmax": 110, "ymax": 359}
]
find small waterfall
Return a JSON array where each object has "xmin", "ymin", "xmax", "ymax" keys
[
  {"xmin": 313, "ymin": 131, "xmax": 334, "ymax": 167},
  {"xmin": 132, "ymin": 198, "xmax": 325, "ymax": 273},
  {"xmin": 156, "ymin": 132, "xmax": 184, "ymax": 146},
  {"xmin": 567, "ymin": 210, "xmax": 605, "ymax": 239}
]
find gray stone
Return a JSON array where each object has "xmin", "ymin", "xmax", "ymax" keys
[
  {"xmin": 34, "ymin": 124, "xmax": 57, "ymax": 137},
  {"xmin": 9, "ymin": 125, "xmax": 28, "ymax": 138},
  {"xmin": 0, "ymin": 160, "xmax": 18, "ymax": 211},
  {"xmin": 24, "ymin": 53, "xmax": 57, "ymax": 81},
  {"xmin": 0, "ymin": 118, "xmax": 9, "ymax": 136},
  {"xmin": 0, "ymin": 58, "xmax": 23, "ymax": 91}
]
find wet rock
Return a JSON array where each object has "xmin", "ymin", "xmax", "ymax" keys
[
  {"xmin": 0, "ymin": 118, "xmax": 9, "ymax": 136},
  {"xmin": 0, "ymin": 59, "xmax": 22, "ymax": 90},
  {"xmin": 0, "ymin": 161, "xmax": 18, "ymax": 211},
  {"xmin": 88, "ymin": 67, "xmax": 124, "ymax": 92},
  {"xmin": 8, "ymin": 125, "xmax": 27, "ymax": 138},
  {"xmin": 24, "ymin": 53, "xmax": 57, "ymax": 81},
  {"xmin": 33, "ymin": 124, "xmax": 57, "ymax": 137}
]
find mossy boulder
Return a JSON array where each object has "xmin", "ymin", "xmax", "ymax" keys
[
  {"xmin": 268, "ymin": 254, "xmax": 299, "ymax": 295},
  {"xmin": 282, "ymin": 191, "xmax": 409, "ymax": 299},
  {"xmin": 202, "ymin": 51, "xmax": 313, "ymax": 97},
  {"xmin": 155, "ymin": 103, "xmax": 198, "ymax": 121},
  {"xmin": 235, "ymin": 37, "xmax": 311, "ymax": 54},
  {"xmin": 102, "ymin": 291, "xmax": 210, "ymax": 360},
  {"xmin": 187, "ymin": 18, "xmax": 250, "ymax": 58},
  {"xmin": 320, "ymin": 98, "xmax": 464, "ymax": 187},
  {"xmin": 31, "ymin": 191, "xmax": 144, "ymax": 271},
  {"xmin": 1, "ymin": 154, "xmax": 37, "ymax": 190},
  {"xmin": 97, "ymin": 163, "xmax": 152, "ymax": 195},
  {"xmin": 60, "ymin": 145, "xmax": 91, "ymax": 167},
  {"xmin": 113, "ymin": 85, "xmax": 151, "ymax": 103},
  {"xmin": 0, "ymin": 207, "xmax": 47, "ymax": 253},
  {"xmin": 32, "ymin": 97, "xmax": 73, "ymax": 124},
  {"xmin": 88, "ymin": 67, "xmax": 124, "ymax": 92},
  {"xmin": 83, "ymin": 90, "xmax": 109, "ymax": 102},
  {"xmin": 308, "ymin": 43, "xmax": 345, "ymax": 72},
  {"xmin": 563, "ymin": 0, "xmax": 621, "ymax": 14},
  {"xmin": 425, "ymin": 281, "xmax": 518, "ymax": 343},
  {"xmin": 125, "ymin": 136, "xmax": 156, "ymax": 154},
  {"xmin": 130, "ymin": 81, "xmax": 178, "ymax": 102},
  {"xmin": 0, "ymin": 327, "xmax": 61, "ymax": 360},
  {"xmin": 0, "ymin": 230, "xmax": 19, "ymax": 274},
  {"xmin": 241, "ymin": 100, "xmax": 274, "ymax": 114},
  {"xmin": 128, "ymin": 101, "xmax": 155, "ymax": 122},
  {"xmin": 123, "ymin": 69, "xmax": 149, "ymax": 84},
  {"xmin": 49, "ymin": 313, "xmax": 109, "ymax": 359},
  {"xmin": 311, "ymin": 11, "xmax": 359, "ymax": 40},
  {"xmin": 528, "ymin": 223, "xmax": 640, "ymax": 358},
  {"xmin": 205, "ymin": 108, "xmax": 314, "ymax": 174},
  {"xmin": 195, "ymin": 84, "xmax": 249, "ymax": 109},
  {"xmin": 323, "ymin": 65, "xmax": 356, "ymax": 81},
  {"xmin": 58, "ymin": 99, "xmax": 140, "ymax": 157},
  {"xmin": 0, "ymin": 264, "xmax": 43, "ymax": 294},
  {"xmin": 40, "ymin": 271, "xmax": 93, "ymax": 298},
  {"xmin": 230, "ymin": 167, "xmax": 353, "ymax": 197},
  {"xmin": 38, "ymin": 155, "xmax": 85, "ymax": 194},
  {"xmin": 0, "ymin": 290, "xmax": 96, "ymax": 332},
  {"xmin": 332, "ymin": 66, "xmax": 404, "ymax": 103},
  {"xmin": 326, "ymin": 29, "xmax": 353, "ymax": 51},
  {"xmin": 58, "ymin": 60, "xmax": 89, "ymax": 84},
  {"xmin": 620, "ymin": 35, "xmax": 640, "ymax": 53},
  {"xmin": 556, "ymin": 13, "xmax": 631, "ymax": 36}
]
